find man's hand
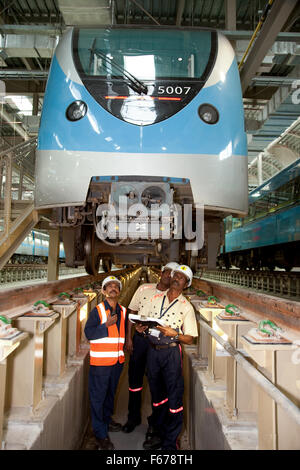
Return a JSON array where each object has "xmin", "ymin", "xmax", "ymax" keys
[
  {"xmin": 125, "ymin": 337, "xmax": 133, "ymax": 354},
  {"xmin": 106, "ymin": 314, "xmax": 118, "ymax": 327},
  {"xmin": 156, "ymin": 325, "xmax": 178, "ymax": 337},
  {"xmin": 157, "ymin": 326, "xmax": 194, "ymax": 345},
  {"xmin": 135, "ymin": 323, "xmax": 148, "ymax": 334}
]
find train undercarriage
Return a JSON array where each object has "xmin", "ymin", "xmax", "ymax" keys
[
  {"xmin": 51, "ymin": 178, "xmax": 224, "ymax": 275},
  {"xmin": 218, "ymin": 241, "xmax": 300, "ymax": 272}
]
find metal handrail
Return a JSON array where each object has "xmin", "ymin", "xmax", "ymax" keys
[{"xmin": 0, "ymin": 137, "xmax": 37, "ymax": 160}]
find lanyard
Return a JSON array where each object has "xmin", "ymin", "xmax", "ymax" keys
[{"xmin": 159, "ymin": 295, "xmax": 178, "ymax": 319}]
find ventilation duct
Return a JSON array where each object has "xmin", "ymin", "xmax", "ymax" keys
[
  {"xmin": 0, "ymin": 34, "xmax": 58, "ymax": 59},
  {"xmin": 57, "ymin": 0, "xmax": 113, "ymax": 25}
]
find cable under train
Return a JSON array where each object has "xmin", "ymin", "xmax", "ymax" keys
[{"xmin": 35, "ymin": 26, "xmax": 248, "ymax": 274}]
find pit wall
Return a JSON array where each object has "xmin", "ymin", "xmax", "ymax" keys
[
  {"xmin": 4, "ymin": 351, "xmax": 90, "ymax": 450},
  {"xmin": 183, "ymin": 346, "xmax": 257, "ymax": 450}
]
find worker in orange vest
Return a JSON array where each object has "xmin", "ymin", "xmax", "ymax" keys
[{"xmin": 84, "ymin": 275, "xmax": 127, "ymax": 450}]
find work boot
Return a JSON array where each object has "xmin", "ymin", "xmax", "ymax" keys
[
  {"xmin": 143, "ymin": 434, "xmax": 162, "ymax": 450},
  {"xmin": 97, "ymin": 437, "xmax": 115, "ymax": 450},
  {"xmin": 108, "ymin": 419, "xmax": 122, "ymax": 432},
  {"xmin": 122, "ymin": 420, "xmax": 141, "ymax": 433},
  {"xmin": 145, "ymin": 424, "xmax": 155, "ymax": 440}
]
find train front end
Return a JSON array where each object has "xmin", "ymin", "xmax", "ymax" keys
[{"xmin": 35, "ymin": 26, "xmax": 247, "ymax": 273}]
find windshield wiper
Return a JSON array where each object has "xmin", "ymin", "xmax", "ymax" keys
[{"xmin": 89, "ymin": 41, "xmax": 148, "ymax": 95}]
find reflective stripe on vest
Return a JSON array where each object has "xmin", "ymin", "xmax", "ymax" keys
[{"xmin": 89, "ymin": 302, "xmax": 126, "ymax": 366}]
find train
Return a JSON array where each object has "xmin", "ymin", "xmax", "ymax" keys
[
  {"xmin": 35, "ymin": 26, "xmax": 248, "ymax": 274},
  {"xmin": 9, "ymin": 230, "xmax": 65, "ymax": 265},
  {"xmin": 218, "ymin": 159, "xmax": 300, "ymax": 271}
]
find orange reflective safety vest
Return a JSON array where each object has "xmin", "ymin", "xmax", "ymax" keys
[{"xmin": 89, "ymin": 302, "xmax": 127, "ymax": 366}]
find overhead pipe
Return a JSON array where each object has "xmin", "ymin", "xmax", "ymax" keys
[{"xmin": 198, "ymin": 314, "xmax": 300, "ymax": 428}]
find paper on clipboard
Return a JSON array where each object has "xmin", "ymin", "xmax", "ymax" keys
[{"xmin": 129, "ymin": 314, "xmax": 166, "ymax": 328}]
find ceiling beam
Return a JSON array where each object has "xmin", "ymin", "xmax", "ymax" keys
[
  {"xmin": 176, "ymin": 0, "xmax": 185, "ymax": 26},
  {"xmin": 0, "ymin": 70, "xmax": 48, "ymax": 80},
  {"xmin": 128, "ymin": 0, "xmax": 160, "ymax": 25},
  {"xmin": 240, "ymin": 0, "xmax": 299, "ymax": 94},
  {"xmin": 225, "ymin": 0, "xmax": 236, "ymax": 31},
  {"xmin": 3, "ymin": 80, "xmax": 45, "ymax": 94}
]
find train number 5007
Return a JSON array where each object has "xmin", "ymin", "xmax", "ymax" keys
[{"xmin": 157, "ymin": 86, "xmax": 191, "ymax": 95}]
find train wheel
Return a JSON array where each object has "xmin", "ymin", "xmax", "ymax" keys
[{"xmin": 84, "ymin": 230, "xmax": 100, "ymax": 275}]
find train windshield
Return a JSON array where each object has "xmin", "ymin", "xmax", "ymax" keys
[
  {"xmin": 75, "ymin": 28, "xmax": 213, "ymax": 81},
  {"xmin": 73, "ymin": 27, "xmax": 217, "ymax": 125}
]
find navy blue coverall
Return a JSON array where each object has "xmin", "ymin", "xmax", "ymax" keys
[{"xmin": 84, "ymin": 300, "xmax": 124, "ymax": 440}]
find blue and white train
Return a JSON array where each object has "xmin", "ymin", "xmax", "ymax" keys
[
  {"xmin": 10, "ymin": 230, "xmax": 65, "ymax": 264},
  {"xmin": 218, "ymin": 159, "xmax": 300, "ymax": 271},
  {"xmin": 35, "ymin": 26, "xmax": 247, "ymax": 274}
]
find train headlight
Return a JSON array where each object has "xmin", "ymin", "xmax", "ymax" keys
[
  {"xmin": 198, "ymin": 103, "xmax": 219, "ymax": 125},
  {"xmin": 66, "ymin": 101, "xmax": 87, "ymax": 121}
]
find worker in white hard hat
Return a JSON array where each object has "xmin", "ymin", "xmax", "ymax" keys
[
  {"xmin": 101, "ymin": 275, "xmax": 123, "ymax": 291},
  {"xmin": 172, "ymin": 264, "xmax": 193, "ymax": 287},
  {"xmin": 139, "ymin": 264, "xmax": 198, "ymax": 451},
  {"xmin": 122, "ymin": 262, "xmax": 179, "ymax": 437},
  {"xmin": 84, "ymin": 275, "xmax": 126, "ymax": 450}
]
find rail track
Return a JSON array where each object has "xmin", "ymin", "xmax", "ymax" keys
[
  {"xmin": 200, "ymin": 269, "xmax": 300, "ymax": 300},
  {"xmin": 2, "ymin": 265, "xmax": 300, "ymax": 301}
]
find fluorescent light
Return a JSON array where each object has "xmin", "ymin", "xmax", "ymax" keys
[{"xmin": 5, "ymin": 95, "xmax": 33, "ymax": 116}]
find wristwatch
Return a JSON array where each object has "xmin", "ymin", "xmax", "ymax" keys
[{"xmin": 174, "ymin": 334, "xmax": 180, "ymax": 341}]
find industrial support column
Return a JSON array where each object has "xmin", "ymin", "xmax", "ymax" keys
[{"xmin": 48, "ymin": 229, "xmax": 60, "ymax": 281}]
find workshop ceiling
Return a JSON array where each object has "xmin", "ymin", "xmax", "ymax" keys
[{"xmin": 0, "ymin": 0, "xmax": 299, "ymax": 185}]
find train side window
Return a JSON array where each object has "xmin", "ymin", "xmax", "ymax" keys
[
  {"xmin": 232, "ymin": 218, "xmax": 242, "ymax": 229},
  {"xmin": 243, "ymin": 203, "xmax": 256, "ymax": 224},
  {"xmin": 255, "ymin": 195, "xmax": 269, "ymax": 219},
  {"xmin": 224, "ymin": 216, "xmax": 232, "ymax": 234}
]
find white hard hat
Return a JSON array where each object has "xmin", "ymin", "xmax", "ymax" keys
[
  {"xmin": 162, "ymin": 262, "xmax": 180, "ymax": 272},
  {"xmin": 173, "ymin": 265, "xmax": 193, "ymax": 287},
  {"xmin": 102, "ymin": 276, "xmax": 122, "ymax": 290}
]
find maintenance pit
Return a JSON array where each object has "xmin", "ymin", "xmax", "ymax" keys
[{"xmin": 1, "ymin": 269, "xmax": 299, "ymax": 451}]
